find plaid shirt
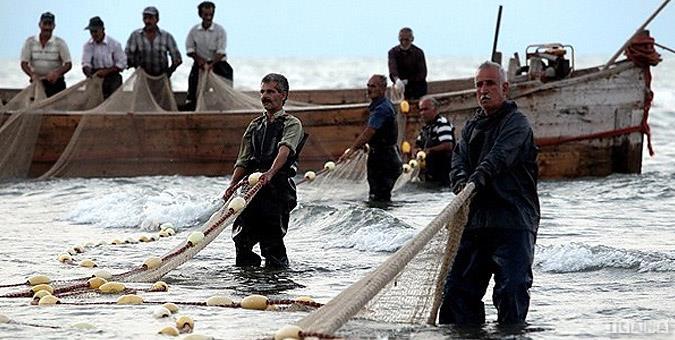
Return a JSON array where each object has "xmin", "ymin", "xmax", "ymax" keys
[{"xmin": 125, "ymin": 27, "xmax": 181, "ymax": 76}]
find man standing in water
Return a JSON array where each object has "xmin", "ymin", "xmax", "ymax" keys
[
  {"xmin": 184, "ymin": 1, "xmax": 233, "ymax": 110},
  {"xmin": 20, "ymin": 12, "xmax": 72, "ymax": 98},
  {"xmin": 415, "ymin": 95, "xmax": 454, "ymax": 186},
  {"xmin": 224, "ymin": 73, "xmax": 306, "ymax": 269},
  {"xmin": 340, "ymin": 74, "xmax": 402, "ymax": 203},
  {"xmin": 439, "ymin": 61, "xmax": 540, "ymax": 325}
]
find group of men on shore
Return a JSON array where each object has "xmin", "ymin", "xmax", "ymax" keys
[
  {"xmin": 20, "ymin": 2, "xmax": 229, "ymax": 107},
  {"xmin": 21, "ymin": 8, "xmax": 540, "ymax": 327}
]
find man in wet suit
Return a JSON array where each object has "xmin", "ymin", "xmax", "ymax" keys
[
  {"xmin": 224, "ymin": 73, "xmax": 306, "ymax": 269},
  {"xmin": 439, "ymin": 61, "xmax": 540, "ymax": 325},
  {"xmin": 415, "ymin": 95, "xmax": 454, "ymax": 186},
  {"xmin": 340, "ymin": 74, "xmax": 403, "ymax": 202}
]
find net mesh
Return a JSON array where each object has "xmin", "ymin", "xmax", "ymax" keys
[
  {"xmin": 195, "ymin": 70, "xmax": 262, "ymax": 111},
  {"xmin": 296, "ymin": 183, "xmax": 474, "ymax": 335}
]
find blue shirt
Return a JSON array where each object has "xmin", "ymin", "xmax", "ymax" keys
[{"xmin": 367, "ymin": 96, "xmax": 398, "ymax": 147}]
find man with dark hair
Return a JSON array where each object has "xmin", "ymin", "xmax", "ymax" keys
[
  {"xmin": 340, "ymin": 74, "xmax": 403, "ymax": 202},
  {"xmin": 82, "ymin": 16, "xmax": 127, "ymax": 98},
  {"xmin": 224, "ymin": 73, "xmax": 306, "ymax": 269},
  {"xmin": 439, "ymin": 61, "xmax": 540, "ymax": 325},
  {"xmin": 20, "ymin": 12, "xmax": 72, "ymax": 97},
  {"xmin": 415, "ymin": 95, "xmax": 454, "ymax": 186},
  {"xmin": 125, "ymin": 6, "xmax": 182, "ymax": 77},
  {"xmin": 388, "ymin": 27, "xmax": 427, "ymax": 100},
  {"xmin": 184, "ymin": 1, "xmax": 234, "ymax": 110}
]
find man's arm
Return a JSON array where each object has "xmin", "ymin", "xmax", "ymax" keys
[
  {"xmin": 167, "ymin": 34, "xmax": 182, "ymax": 75},
  {"xmin": 260, "ymin": 145, "xmax": 292, "ymax": 184},
  {"xmin": 388, "ymin": 48, "xmax": 399, "ymax": 83},
  {"xmin": 339, "ymin": 127, "xmax": 375, "ymax": 162}
]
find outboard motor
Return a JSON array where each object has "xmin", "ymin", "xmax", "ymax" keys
[{"xmin": 516, "ymin": 43, "xmax": 575, "ymax": 81}]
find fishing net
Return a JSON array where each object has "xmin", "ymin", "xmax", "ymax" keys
[
  {"xmin": 194, "ymin": 70, "xmax": 263, "ymax": 111},
  {"xmin": 295, "ymin": 183, "xmax": 474, "ymax": 335}
]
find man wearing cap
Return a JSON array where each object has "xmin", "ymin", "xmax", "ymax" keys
[
  {"xmin": 20, "ymin": 12, "xmax": 72, "ymax": 97},
  {"xmin": 184, "ymin": 1, "xmax": 233, "ymax": 111},
  {"xmin": 82, "ymin": 16, "xmax": 127, "ymax": 99},
  {"xmin": 125, "ymin": 6, "xmax": 182, "ymax": 78}
]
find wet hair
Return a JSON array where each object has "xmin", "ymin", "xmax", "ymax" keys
[
  {"xmin": 371, "ymin": 74, "xmax": 387, "ymax": 88},
  {"xmin": 261, "ymin": 73, "xmax": 289, "ymax": 103},
  {"xmin": 420, "ymin": 95, "xmax": 439, "ymax": 109},
  {"xmin": 476, "ymin": 61, "xmax": 507, "ymax": 84},
  {"xmin": 198, "ymin": 1, "xmax": 215, "ymax": 14}
]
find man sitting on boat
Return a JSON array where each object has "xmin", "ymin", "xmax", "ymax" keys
[
  {"xmin": 81, "ymin": 16, "xmax": 127, "ymax": 99},
  {"xmin": 125, "ymin": 6, "xmax": 182, "ymax": 78},
  {"xmin": 414, "ymin": 95, "xmax": 454, "ymax": 186},
  {"xmin": 20, "ymin": 12, "xmax": 72, "ymax": 98},
  {"xmin": 340, "ymin": 75, "xmax": 403, "ymax": 203},
  {"xmin": 224, "ymin": 73, "xmax": 306, "ymax": 269},
  {"xmin": 388, "ymin": 27, "xmax": 428, "ymax": 100},
  {"xmin": 184, "ymin": 1, "xmax": 234, "ymax": 111},
  {"xmin": 439, "ymin": 61, "xmax": 540, "ymax": 325}
]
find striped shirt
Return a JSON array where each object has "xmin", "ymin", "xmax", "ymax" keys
[
  {"xmin": 185, "ymin": 22, "xmax": 226, "ymax": 61},
  {"xmin": 125, "ymin": 27, "xmax": 181, "ymax": 76},
  {"xmin": 20, "ymin": 35, "xmax": 71, "ymax": 76},
  {"xmin": 415, "ymin": 114, "xmax": 455, "ymax": 149},
  {"xmin": 82, "ymin": 35, "xmax": 127, "ymax": 70}
]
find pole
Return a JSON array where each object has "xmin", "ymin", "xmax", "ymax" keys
[
  {"xmin": 603, "ymin": 0, "xmax": 671, "ymax": 69},
  {"xmin": 491, "ymin": 5, "xmax": 503, "ymax": 63}
]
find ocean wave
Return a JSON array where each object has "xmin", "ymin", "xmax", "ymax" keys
[
  {"xmin": 291, "ymin": 202, "xmax": 416, "ymax": 252},
  {"xmin": 535, "ymin": 242, "xmax": 675, "ymax": 273}
]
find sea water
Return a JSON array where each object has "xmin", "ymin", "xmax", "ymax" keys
[{"xmin": 0, "ymin": 57, "xmax": 673, "ymax": 339}]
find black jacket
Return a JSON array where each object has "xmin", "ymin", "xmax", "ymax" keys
[{"xmin": 451, "ymin": 100, "xmax": 540, "ymax": 233}]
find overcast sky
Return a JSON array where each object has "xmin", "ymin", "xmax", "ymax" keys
[{"xmin": 1, "ymin": 0, "xmax": 673, "ymax": 61}]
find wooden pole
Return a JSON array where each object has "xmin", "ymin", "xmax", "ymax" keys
[
  {"xmin": 603, "ymin": 0, "xmax": 671, "ymax": 69},
  {"xmin": 491, "ymin": 5, "xmax": 503, "ymax": 64}
]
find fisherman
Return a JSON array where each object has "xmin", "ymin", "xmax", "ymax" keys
[
  {"xmin": 414, "ymin": 95, "xmax": 454, "ymax": 186},
  {"xmin": 388, "ymin": 27, "xmax": 427, "ymax": 100},
  {"xmin": 223, "ymin": 73, "xmax": 306, "ymax": 269},
  {"xmin": 439, "ymin": 61, "xmax": 540, "ymax": 325},
  {"xmin": 339, "ymin": 74, "xmax": 403, "ymax": 203},
  {"xmin": 184, "ymin": 1, "xmax": 234, "ymax": 111},
  {"xmin": 125, "ymin": 6, "xmax": 182, "ymax": 78},
  {"xmin": 20, "ymin": 12, "xmax": 72, "ymax": 98},
  {"xmin": 81, "ymin": 16, "xmax": 127, "ymax": 99}
]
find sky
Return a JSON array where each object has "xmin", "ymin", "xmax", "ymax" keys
[{"xmin": 1, "ymin": 0, "xmax": 673, "ymax": 62}]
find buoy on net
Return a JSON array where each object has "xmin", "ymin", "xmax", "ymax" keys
[
  {"xmin": 32, "ymin": 290, "xmax": 52, "ymax": 301},
  {"xmin": 92, "ymin": 269, "xmax": 112, "ymax": 280},
  {"xmin": 227, "ymin": 197, "xmax": 246, "ymax": 213},
  {"xmin": 274, "ymin": 324, "xmax": 303, "ymax": 340},
  {"xmin": 162, "ymin": 302, "xmax": 179, "ymax": 313},
  {"xmin": 416, "ymin": 150, "xmax": 427, "ymax": 161},
  {"xmin": 138, "ymin": 235, "xmax": 151, "ymax": 242},
  {"xmin": 401, "ymin": 141, "xmax": 411, "ymax": 154},
  {"xmin": 303, "ymin": 171, "xmax": 316, "ymax": 182},
  {"xmin": 27, "ymin": 275, "xmax": 50, "ymax": 286},
  {"xmin": 0, "ymin": 314, "xmax": 10, "ymax": 323},
  {"xmin": 38, "ymin": 294, "xmax": 60, "ymax": 305},
  {"xmin": 31, "ymin": 284, "xmax": 54, "ymax": 294},
  {"xmin": 206, "ymin": 295, "xmax": 233, "ymax": 306},
  {"xmin": 57, "ymin": 253, "xmax": 72, "ymax": 263},
  {"xmin": 323, "ymin": 161, "xmax": 336, "ymax": 171},
  {"xmin": 158, "ymin": 229, "xmax": 171, "ymax": 237},
  {"xmin": 72, "ymin": 244, "xmax": 85, "ymax": 253},
  {"xmin": 159, "ymin": 325, "xmax": 180, "ymax": 336},
  {"xmin": 98, "ymin": 282, "xmax": 125, "ymax": 294},
  {"xmin": 153, "ymin": 306, "xmax": 172, "ymax": 318},
  {"xmin": 159, "ymin": 222, "xmax": 174, "ymax": 231},
  {"xmin": 176, "ymin": 315, "xmax": 194, "ymax": 333},
  {"xmin": 183, "ymin": 335, "xmax": 214, "ymax": 340},
  {"xmin": 187, "ymin": 231, "xmax": 205, "ymax": 247},
  {"xmin": 150, "ymin": 281, "xmax": 168, "ymax": 292},
  {"xmin": 240, "ymin": 294, "xmax": 268, "ymax": 310},
  {"xmin": 248, "ymin": 172, "xmax": 263, "ymax": 185},
  {"xmin": 143, "ymin": 256, "xmax": 162, "ymax": 269},
  {"xmin": 408, "ymin": 159, "xmax": 418, "ymax": 168},
  {"xmin": 125, "ymin": 237, "xmax": 139, "ymax": 244},
  {"xmin": 79, "ymin": 259, "xmax": 97, "ymax": 268},
  {"xmin": 88, "ymin": 277, "xmax": 107, "ymax": 289},
  {"xmin": 70, "ymin": 322, "xmax": 96, "ymax": 330},
  {"xmin": 402, "ymin": 164, "xmax": 412, "ymax": 174},
  {"xmin": 295, "ymin": 296, "xmax": 314, "ymax": 303},
  {"xmin": 400, "ymin": 100, "xmax": 410, "ymax": 114},
  {"xmin": 116, "ymin": 294, "xmax": 143, "ymax": 305}
]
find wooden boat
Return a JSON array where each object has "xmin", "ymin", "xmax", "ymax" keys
[{"xmin": 0, "ymin": 59, "xmax": 655, "ymax": 179}]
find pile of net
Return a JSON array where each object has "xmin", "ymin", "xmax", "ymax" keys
[{"xmin": 294, "ymin": 184, "xmax": 474, "ymax": 336}]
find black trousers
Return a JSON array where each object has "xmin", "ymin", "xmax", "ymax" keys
[
  {"xmin": 100, "ymin": 72, "xmax": 122, "ymax": 99},
  {"xmin": 404, "ymin": 80, "xmax": 427, "ymax": 100},
  {"xmin": 186, "ymin": 60, "xmax": 234, "ymax": 106},
  {"xmin": 439, "ymin": 229, "xmax": 535, "ymax": 325},
  {"xmin": 41, "ymin": 77, "xmax": 66, "ymax": 98},
  {"xmin": 367, "ymin": 146, "xmax": 403, "ymax": 202},
  {"xmin": 231, "ymin": 176, "xmax": 296, "ymax": 268}
]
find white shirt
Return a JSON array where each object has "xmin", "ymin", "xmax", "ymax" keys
[
  {"xmin": 185, "ymin": 22, "xmax": 226, "ymax": 61},
  {"xmin": 82, "ymin": 35, "xmax": 127, "ymax": 70},
  {"xmin": 21, "ymin": 35, "xmax": 71, "ymax": 76}
]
